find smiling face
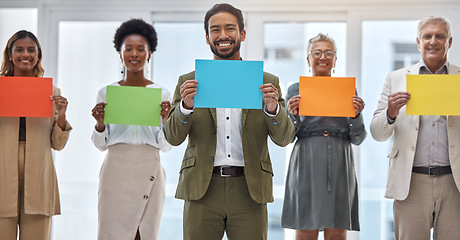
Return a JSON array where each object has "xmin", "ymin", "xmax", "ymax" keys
[
  {"xmin": 9, "ymin": 37, "xmax": 39, "ymax": 77},
  {"xmin": 206, "ymin": 12, "xmax": 246, "ymax": 60},
  {"xmin": 120, "ymin": 34, "xmax": 151, "ymax": 73},
  {"xmin": 417, "ymin": 22, "xmax": 452, "ymax": 72},
  {"xmin": 307, "ymin": 41, "xmax": 337, "ymax": 76}
]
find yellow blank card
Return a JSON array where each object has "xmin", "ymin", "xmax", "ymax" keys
[{"xmin": 406, "ymin": 74, "xmax": 460, "ymax": 115}]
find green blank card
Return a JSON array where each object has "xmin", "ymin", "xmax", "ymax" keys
[{"xmin": 104, "ymin": 86, "xmax": 162, "ymax": 126}]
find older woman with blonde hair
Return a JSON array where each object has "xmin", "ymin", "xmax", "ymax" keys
[
  {"xmin": 281, "ymin": 33, "xmax": 366, "ymax": 240},
  {"xmin": 0, "ymin": 30, "xmax": 72, "ymax": 240}
]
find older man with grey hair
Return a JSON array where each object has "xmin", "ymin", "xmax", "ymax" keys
[{"xmin": 371, "ymin": 15, "xmax": 460, "ymax": 240}]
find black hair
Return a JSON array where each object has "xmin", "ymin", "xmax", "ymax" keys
[
  {"xmin": 204, "ymin": 3, "xmax": 244, "ymax": 35},
  {"xmin": 113, "ymin": 18, "xmax": 158, "ymax": 52}
]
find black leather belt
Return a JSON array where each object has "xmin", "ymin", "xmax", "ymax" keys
[
  {"xmin": 213, "ymin": 166, "xmax": 245, "ymax": 177},
  {"xmin": 412, "ymin": 166, "xmax": 452, "ymax": 176},
  {"xmin": 297, "ymin": 129, "xmax": 350, "ymax": 139}
]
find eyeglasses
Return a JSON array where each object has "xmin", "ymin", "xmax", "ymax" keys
[{"xmin": 309, "ymin": 50, "xmax": 335, "ymax": 59}]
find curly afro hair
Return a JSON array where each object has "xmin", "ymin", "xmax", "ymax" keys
[{"xmin": 113, "ymin": 18, "xmax": 158, "ymax": 53}]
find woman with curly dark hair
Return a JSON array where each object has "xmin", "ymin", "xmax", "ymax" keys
[
  {"xmin": 0, "ymin": 30, "xmax": 71, "ymax": 240},
  {"xmin": 91, "ymin": 19, "xmax": 172, "ymax": 240}
]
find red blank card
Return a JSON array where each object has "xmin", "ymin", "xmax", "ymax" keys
[{"xmin": 0, "ymin": 77, "xmax": 53, "ymax": 117}]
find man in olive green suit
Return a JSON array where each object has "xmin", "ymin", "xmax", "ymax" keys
[{"xmin": 163, "ymin": 3, "xmax": 295, "ymax": 240}]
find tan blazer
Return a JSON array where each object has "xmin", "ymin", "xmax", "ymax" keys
[
  {"xmin": 0, "ymin": 86, "xmax": 72, "ymax": 217},
  {"xmin": 164, "ymin": 71, "xmax": 295, "ymax": 204},
  {"xmin": 370, "ymin": 62, "xmax": 460, "ymax": 200}
]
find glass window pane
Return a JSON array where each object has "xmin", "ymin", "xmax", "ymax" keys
[
  {"xmin": 264, "ymin": 22, "xmax": 347, "ymax": 240},
  {"xmin": 54, "ymin": 21, "xmax": 121, "ymax": 240},
  {"xmin": 0, "ymin": 8, "xmax": 37, "ymax": 60},
  {"xmin": 360, "ymin": 20, "xmax": 418, "ymax": 240},
  {"xmin": 264, "ymin": 22, "xmax": 347, "ymax": 94},
  {"xmin": 152, "ymin": 22, "xmax": 210, "ymax": 240}
]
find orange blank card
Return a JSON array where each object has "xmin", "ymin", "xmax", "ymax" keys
[
  {"xmin": 299, "ymin": 76, "xmax": 355, "ymax": 117},
  {"xmin": 0, "ymin": 77, "xmax": 53, "ymax": 117}
]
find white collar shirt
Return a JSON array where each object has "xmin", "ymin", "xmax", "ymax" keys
[
  {"xmin": 413, "ymin": 60, "xmax": 450, "ymax": 167},
  {"xmin": 179, "ymin": 100, "xmax": 279, "ymax": 167},
  {"xmin": 214, "ymin": 108, "xmax": 244, "ymax": 167}
]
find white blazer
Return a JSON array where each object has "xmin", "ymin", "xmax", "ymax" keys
[{"xmin": 370, "ymin": 61, "xmax": 460, "ymax": 200}]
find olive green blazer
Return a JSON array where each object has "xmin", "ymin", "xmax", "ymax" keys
[{"xmin": 164, "ymin": 71, "xmax": 294, "ymax": 204}]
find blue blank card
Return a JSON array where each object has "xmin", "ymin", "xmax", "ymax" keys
[{"xmin": 195, "ymin": 59, "xmax": 263, "ymax": 109}]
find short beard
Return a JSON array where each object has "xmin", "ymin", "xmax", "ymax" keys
[{"xmin": 210, "ymin": 40, "xmax": 241, "ymax": 59}]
